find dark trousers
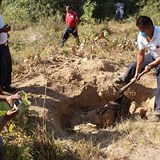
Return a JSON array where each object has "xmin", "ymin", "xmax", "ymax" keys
[
  {"xmin": 122, "ymin": 53, "xmax": 160, "ymax": 113},
  {"xmin": 61, "ymin": 26, "xmax": 79, "ymax": 45},
  {"xmin": 0, "ymin": 44, "xmax": 12, "ymax": 88}
]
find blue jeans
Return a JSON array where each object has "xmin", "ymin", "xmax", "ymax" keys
[
  {"xmin": 122, "ymin": 53, "xmax": 160, "ymax": 113},
  {"xmin": 61, "ymin": 26, "xmax": 79, "ymax": 45}
]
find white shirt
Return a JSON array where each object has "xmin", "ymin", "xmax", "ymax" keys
[
  {"xmin": 0, "ymin": 15, "xmax": 8, "ymax": 44},
  {"xmin": 137, "ymin": 26, "xmax": 160, "ymax": 59}
]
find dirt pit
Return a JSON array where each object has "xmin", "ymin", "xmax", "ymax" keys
[{"xmin": 13, "ymin": 55, "xmax": 156, "ymax": 137}]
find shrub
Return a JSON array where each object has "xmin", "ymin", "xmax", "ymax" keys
[
  {"xmin": 139, "ymin": 0, "xmax": 160, "ymax": 25},
  {"xmin": 2, "ymin": 1, "xmax": 29, "ymax": 29},
  {"xmin": 81, "ymin": 0, "xmax": 97, "ymax": 23}
]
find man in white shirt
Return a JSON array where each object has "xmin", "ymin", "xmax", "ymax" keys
[
  {"xmin": 114, "ymin": 1, "xmax": 124, "ymax": 20},
  {"xmin": 0, "ymin": 0, "xmax": 15, "ymax": 92},
  {"xmin": 115, "ymin": 16, "xmax": 160, "ymax": 121}
]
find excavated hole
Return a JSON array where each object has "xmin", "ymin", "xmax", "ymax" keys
[
  {"xmin": 40, "ymin": 85, "xmax": 134, "ymax": 137},
  {"xmin": 28, "ymin": 80, "xmax": 155, "ymax": 137}
]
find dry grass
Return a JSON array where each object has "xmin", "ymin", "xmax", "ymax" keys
[
  {"xmin": 2, "ymin": 17, "xmax": 160, "ymax": 160},
  {"xmin": 106, "ymin": 118, "xmax": 160, "ymax": 159}
]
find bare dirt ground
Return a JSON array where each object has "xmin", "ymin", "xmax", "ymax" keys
[
  {"xmin": 8, "ymin": 19, "xmax": 159, "ymax": 160},
  {"xmin": 12, "ymin": 51, "xmax": 160, "ymax": 159}
]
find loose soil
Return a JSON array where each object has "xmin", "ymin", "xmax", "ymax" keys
[{"xmin": 12, "ymin": 52, "xmax": 159, "ymax": 159}]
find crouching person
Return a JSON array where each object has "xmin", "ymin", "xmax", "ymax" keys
[{"xmin": 0, "ymin": 87, "xmax": 20, "ymax": 159}]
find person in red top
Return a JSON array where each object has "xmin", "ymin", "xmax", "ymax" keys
[{"xmin": 61, "ymin": 6, "xmax": 80, "ymax": 47}]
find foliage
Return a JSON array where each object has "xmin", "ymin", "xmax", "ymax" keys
[
  {"xmin": 2, "ymin": 0, "xmax": 53, "ymax": 26},
  {"xmin": 3, "ymin": 129, "xmax": 80, "ymax": 160},
  {"xmin": 139, "ymin": 0, "xmax": 160, "ymax": 25},
  {"xmin": 0, "ymin": 101, "xmax": 10, "ymax": 112},
  {"xmin": 2, "ymin": 1, "xmax": 29, "ymax": 29},
  {"xmin": 0, "ymin": 91, "xmax": 30, "ymax": 132},
  {"xmin": 1, "ymin": 1, "xmax": 160, "ymax": 160},
  {"xmin": 1, "ymin": 0, "xmax": 160, "ymax": 25},
  {"xmin": 30, "ymin": 132, "xmax": 64, "ymax": 160},
  {"xmin": 17, "ymin": 91, "xmax": 31, "ymax": 117},
  {"xmin": 81, "ymin": 0, "xmax": 97, "ymax": 23}
]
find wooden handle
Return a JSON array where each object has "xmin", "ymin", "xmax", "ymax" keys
[{"xmin": 119, "ymin": 70, "xmax": 146, "ymax": 94}]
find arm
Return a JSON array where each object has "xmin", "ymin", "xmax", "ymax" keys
[
  {"xmin": 73, "ymin": 12, "xmax": 79, "ymax": 33},
  {"xmin": 0, "ymin": 94, "xmax": 20, "ymax": 107},
  {"xmin": 0, "ymin": 88, "xmax": 20, "ymax": 132},
  {"xmin": 0, "ymin": 87, "xmax": 20, "ymax": 107},
  {"xmin": 74, "ymin": 16, "xmax": 79, "ymax": 33},
  {"xmin": 148, "ymin": 57, "xmax": 160, "ymax": 67},
  {"xmin": 135, "ymin": 49, "xmax": 145, "ymax": 78},
  {"xmin": 144, "ymin": 57, "xmax": 160, "ymax": 73}
]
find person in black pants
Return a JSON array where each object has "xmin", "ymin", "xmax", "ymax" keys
[
  {"xmin": 61, "ymin": 6, "xmax": 80, "ymax": 47},
  {"xmin": 0, "ymin": 41, "xmax": 14, "ymax": 92},
  {"xmin": 0, "ymin": 1, "xmax": 15, "ymax": 93}
]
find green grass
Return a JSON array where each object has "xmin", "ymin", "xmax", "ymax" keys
[{"xmin": 1, "ymin": 16, "xmax": 159, "ymax": 160}]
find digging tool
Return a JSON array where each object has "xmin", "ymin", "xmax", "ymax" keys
[
  {"xmin": 96, "ymin": 70, "xmax": 146, "ymax": 122},
  {"xmin": 83, "ymin": 71, "xmax": 146, "ymax": 128},
  {"xmin": 114, "ymin": 70, "xmax": 146, "ymax": 95}
]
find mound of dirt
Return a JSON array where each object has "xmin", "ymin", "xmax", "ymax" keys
[{"xmin": 13, "ymin": 54, "xmax": 156, "ymax": 137}]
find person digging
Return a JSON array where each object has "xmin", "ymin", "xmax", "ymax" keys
[{"xmin": 114, "ymin": 16, "xmax": 160, "ymax": 122}]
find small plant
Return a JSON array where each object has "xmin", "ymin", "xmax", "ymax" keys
[
  {"xmin": 30, "ymin": 132, "xmax": 63, "ymax": 160},
  {"xmin": 81, "ymin": 0, "xmax": 97, "ymax": 24},
  {"xmin": 0, "ymin": 91, "xmax": 31, "ymax": 130}
]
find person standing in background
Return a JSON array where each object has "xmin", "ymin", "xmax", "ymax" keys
[
  {"xmin": 114, "ymin": 0, "xmax": 124, "ymax": 20},
  {"xmin": 61, "ymin": 5, "xmax": 80, "ymax": 47},
  {"xmin": 0, "ymin": 0, "xmax": 16, "ymax": 93}
]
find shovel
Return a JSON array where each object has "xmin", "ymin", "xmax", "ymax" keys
[
  {"xmin": 114, "ymin": 70, "xmax": 146, "ymax": 95},
  {"xmin": 97, "ymin": 70, "xmax": 146, "ymax": 115}
]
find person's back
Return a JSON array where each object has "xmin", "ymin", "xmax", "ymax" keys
[{"xmin": 114, "ymin": 2, "xmax": 124, "ymax": 20}]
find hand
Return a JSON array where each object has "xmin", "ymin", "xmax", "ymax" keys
[
  {"xmin": 6, "ymin": 106, "xmax": 18, "ymax": 116},
  {"xmin": 134, "ymin": 72, "xmax": 140, "ymax": 81},
  {"xmin": 144, "ymin": 64, "xmax": 152, "ymax": 73},
  {"xmin": 6, "ymin": 92, "xmax": 21, "ymax": 107}
]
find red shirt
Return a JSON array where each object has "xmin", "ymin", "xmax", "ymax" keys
[{"xmin": 65, "ymin": 11, "xmax": 78, "ymax": 28}]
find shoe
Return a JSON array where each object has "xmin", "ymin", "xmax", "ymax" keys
[
  {"xmin": 113, "ymin": 76, "xmax": 125, "ymax": 84},
  {"xmin": 3, "ymin": 86, "xmax": 16, "ymax": 93},
  {"xmin": 149, "ymin": 114, "xmax": 160, "ymax": 122}
]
